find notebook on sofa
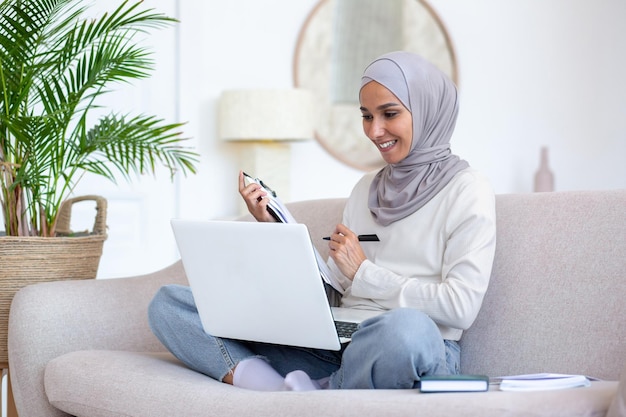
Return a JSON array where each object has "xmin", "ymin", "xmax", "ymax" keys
[{"xmin": 170, "ymin": 219, "xmax": 380, "ymax": 351}]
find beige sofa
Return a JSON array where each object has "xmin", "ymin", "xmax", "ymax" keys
[{"xmin": 8, "ymin": 190, "xmax": 626, "ymax": 417}]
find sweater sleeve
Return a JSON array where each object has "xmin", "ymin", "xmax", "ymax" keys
[{"xmin": 349, "ymin": 176, "xmax": 496, "ymax": 330}]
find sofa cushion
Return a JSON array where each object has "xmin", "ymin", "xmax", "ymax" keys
[
  {"xmin": 45, "ymin": 350, "xmax": 617, "ymax": 417},
  {"xmin": 461, "ymin": 191, "xmax": 626, "ymax": 380},
  {"xmin": 607, "ymin": 361, "xmax": 626, "ymax": 417}
]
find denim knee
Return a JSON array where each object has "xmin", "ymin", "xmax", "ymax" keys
[
  {"xmin": 362, "ymin": 308, "xmax": 442, "ymax": 355},
  {"xmin": 147, "ymin": 285, "xmax": 194, "ymax": 340},
  {"xmin": 333, "ymin": 308, "xmax": 448, "ymax": 389},
  {"xmin": 148, "ymin": 285, "xmax": 168, "ymax": 333},
  {"xmin": 147, "ymin": 285, "xmax": 250, "ymax": 380}
]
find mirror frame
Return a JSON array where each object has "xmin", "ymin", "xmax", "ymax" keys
[{"xmin": 293, "ymin": 0, "xmax": 458, "ymax": 171}]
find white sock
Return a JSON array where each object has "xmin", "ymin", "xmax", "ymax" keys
[
  {"xmin": 232, "ymin": 358, "xmax": 286, "ymax": 391},
  {"xmin": 232, "ymin": 358, "xmax": 321, "ymax": 392},
  {"xmin": 284, "ymin": 370, "xmax": 321, "ymax": 391}
]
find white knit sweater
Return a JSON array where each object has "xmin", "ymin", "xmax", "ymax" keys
[{"xmin": 328, "ymin": 168, "xmax": 497, "ymax": 341}]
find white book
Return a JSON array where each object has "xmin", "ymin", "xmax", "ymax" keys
[{"xmin": 494, "ymin": 373, "xmax": 591, "ymax": 392}]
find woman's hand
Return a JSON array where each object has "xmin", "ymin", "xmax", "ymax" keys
[
  {"xmin": 238, "ymin": 171, "xmax": 277, "ymax": 222},
  {"xmin": 327, "ymin": 223, "xmax": 367, "ymax": 281}
]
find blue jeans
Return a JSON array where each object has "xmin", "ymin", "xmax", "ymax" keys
[{"xmin": 148, "ymin": 284, "xmax": 460, "ymax": 389}]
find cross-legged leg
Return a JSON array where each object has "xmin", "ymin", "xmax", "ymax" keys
[
  {"xmin": 148, "ymin": 284, "xmax": 342, "ymax": 390},
  {"xmin": 329, "ymin": 308, "xmax": 459, "ymax": 389}
]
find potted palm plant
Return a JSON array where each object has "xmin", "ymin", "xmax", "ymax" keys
[
  {"xmin": 0, "ymin": 0, "xmax": 199, "ymax": 366},
  {"xmin": 0, "ymin": 0, "xmax": 198, "ymax": 238}
]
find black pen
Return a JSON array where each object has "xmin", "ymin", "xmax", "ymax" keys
[{"xmin": 322, "ymin": 234, "xmax": 380, "ymax": 242}]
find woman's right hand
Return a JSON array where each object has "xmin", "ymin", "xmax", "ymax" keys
[
  {"xmin": 327, "ymin": 224, "xmax": 367, "ymax": 281},
  {"xmin": 238, "ymin": 171, "xmax": 277, "ymax": 222}
]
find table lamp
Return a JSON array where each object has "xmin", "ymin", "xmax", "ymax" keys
[{"xmin": 218, "ymin": 89, "xmax": 314, "ymax": 202}]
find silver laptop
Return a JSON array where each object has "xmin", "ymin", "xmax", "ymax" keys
[{"xmin": 170, "ymin": 219, "xmax": 380, "ymax": 351}]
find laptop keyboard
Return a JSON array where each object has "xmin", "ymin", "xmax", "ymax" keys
[{"xmin": 334, "ymin": 321, "xmax": 359, "ymax": 339}]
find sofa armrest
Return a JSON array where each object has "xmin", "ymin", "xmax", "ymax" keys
[{"xmin": 8, "ymin": 261, "xmax": 187, "ymax": 417}]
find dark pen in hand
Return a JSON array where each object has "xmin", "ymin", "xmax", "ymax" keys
[{"xmin": 322, "ymin": 234, "xmax": 380, "ymax": 242}]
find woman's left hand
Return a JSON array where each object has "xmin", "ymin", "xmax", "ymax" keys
[
  {"xmin": 327, "ymin": 224, "xmax": 367, "ymax": 281},
  {"xmin": 238, "ymin": 171, "xmax": 276, "ymax": 223}
]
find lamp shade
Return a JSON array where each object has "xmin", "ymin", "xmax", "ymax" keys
[{"xmin": 218, "ymin": 89, "xmax": 314, "ymax": 142}]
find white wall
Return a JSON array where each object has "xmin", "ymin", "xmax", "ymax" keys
[
  {"xmin": 436, "ymin": 0, "xmax": 626, "ymax": 193},
  {"xmin": 176, "ymin": 0, "xmax": 626, "ymax": 221},
  {"xmin": 174, "ymin": 0, "xmax": 363, "ymax": 226},
  {"xmin": 70, "ymin": 0, "xmax": 626, "ymax": 277}
]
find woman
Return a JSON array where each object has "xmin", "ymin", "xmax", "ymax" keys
[{"xmin": 149, "ymin": 51, "xmax": 496, "ymax": 390}]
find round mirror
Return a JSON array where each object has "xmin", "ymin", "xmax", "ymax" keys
[{"xmin": 294, "ymin": 0, "xmax": 458, "ymax": 171}]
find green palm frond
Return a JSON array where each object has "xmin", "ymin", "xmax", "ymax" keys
[
  {"xmin": 76, "ymin": 113, "xmax": 196, "ymax": 180},
  {"xmin": 0, "ymin": 0, "xmax": 198, "ymax": 236}
]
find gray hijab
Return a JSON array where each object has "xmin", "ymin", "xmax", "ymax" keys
[{"xmin": 361, "ymin": 51, "xmax": 469, "ymax": 226}]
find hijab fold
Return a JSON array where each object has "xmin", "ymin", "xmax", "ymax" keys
[{"xmin": 362, "ymin": 52, "xmax": 469, "ymax": 226}]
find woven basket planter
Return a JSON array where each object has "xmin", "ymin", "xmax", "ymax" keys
[{"xmin": 0, "ymin": 195, "xmax": 107, "ymax": 365}]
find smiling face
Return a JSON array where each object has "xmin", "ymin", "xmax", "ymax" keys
[{"xmin": 359, "ymin": 81, "xmax": 413, "ymax": 165}]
